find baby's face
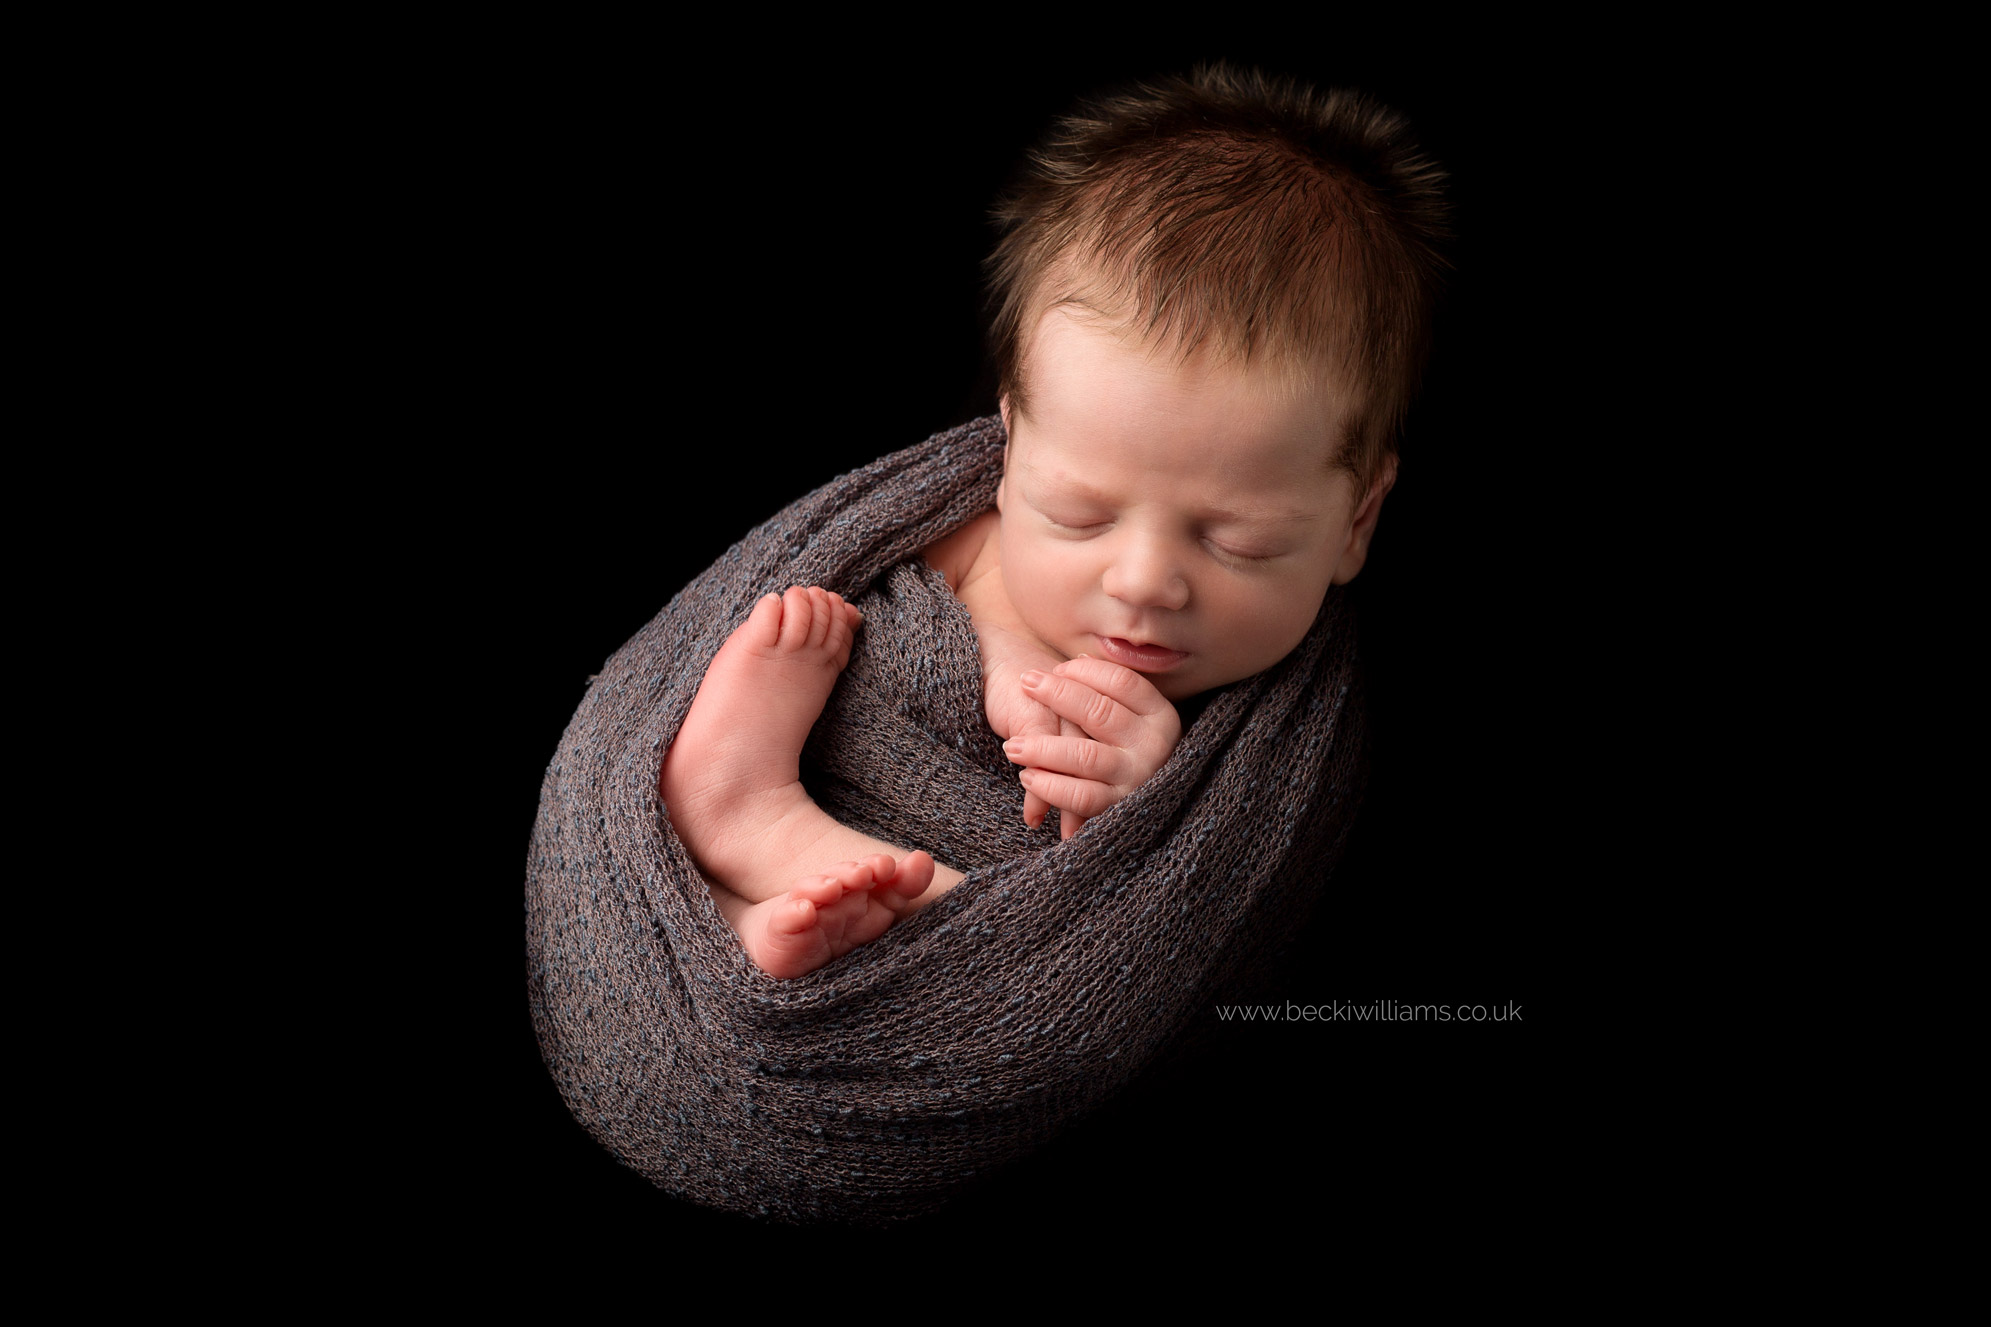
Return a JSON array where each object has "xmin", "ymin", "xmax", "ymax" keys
[{"xmin": 998, "ymin": 308, "xmax": 1388, "ymax": 702}]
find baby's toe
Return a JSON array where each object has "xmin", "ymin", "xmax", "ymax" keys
[
  {"xmin": 790, "ymin": 874, "xmax": 844, "ymax": 906},
  {"xmin": 806, "ymin": 589, "xmax": 835, "ymax": 648},
  {"xmin": 825, "ymin": 859, "xmax": 877, "ymax": 892},
  {"xmin": 765, "ymin": 895, "xmax": 819, "ymax": 937},
  {"xmin": 882, "ymin": 851, "xmax": 935, "ymax": 901},
  {"xmin": 742, "ymin": 592, "xmax": 783, "ymax": 648},
  {"xmin": 776, "ymin": 587, "xmax": 815, "ymax": 649}
]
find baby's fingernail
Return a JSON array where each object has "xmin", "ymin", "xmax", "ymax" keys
[
  {"xmin": 1020, "ymin": 670, "xmax": 1046, "ymax": 687},
  {"xmin": 1002, "ymin": 738, "xmax": 1021, "ymax": 755}
]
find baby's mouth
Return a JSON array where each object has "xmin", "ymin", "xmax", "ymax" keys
[{"xmin": 1097, "ymin": 637, "xmax": 1189, "ymax": 671}]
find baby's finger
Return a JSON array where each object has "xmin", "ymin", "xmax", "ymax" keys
[
  {"xmin": 1010, "ymin": 700, "xmax": 1062, "ymax": 739},
  {"xmin": 1002, "ymin": 733, "xmax": 1131, "ymax": 785},
  {"xmin": 1060, "ymin": 810, "xmax": 1088, "ymax": 841},
  {"xmin": 1016, "ymin": 767, "xmax": 1115, "ymax": 820},
  {"xmin": 1023, "ymin": 788, "xmax": 1051, "ymax": 829},
  {"xmin": 1019, "ymin": 669, "xmax": 1136, "ymax": 745},
  {"xmin": 1049, "ymin": 656, "xmax": 1176, "ymax": 717}
]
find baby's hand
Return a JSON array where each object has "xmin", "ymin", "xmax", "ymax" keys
[
  {"xmin": 970, "ymin": 621, "xmax": 1069, "ymax": 831},
  {"xmin": 1000, "ymin": 698, "xmax": 1067, "ymax": 832},
  {"xmin": 1002, "ymin": 658, "xmax": 1183, "ymax": 841}
]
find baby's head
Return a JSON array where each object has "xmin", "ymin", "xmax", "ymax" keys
[{"xmin": 984, "ymin": 66, "xmax": 1449, "ymax": 701}]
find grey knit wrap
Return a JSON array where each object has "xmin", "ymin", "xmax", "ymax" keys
[{"xmin": 525, "ymin": 416, "xmax": 1366, "ymax": 1223}]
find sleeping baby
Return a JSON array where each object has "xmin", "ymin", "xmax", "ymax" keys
[{"xmin": 659, "ymin": 66, "xmax": 1447, "ymax": 977}]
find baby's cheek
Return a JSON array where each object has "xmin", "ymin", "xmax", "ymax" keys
[
  {"xmin": 1003, "ymin": 561, "xmax": 1069, "ymax": 647},
  {"xmin": 1233, "ymin": 593, "xmax": 1321, "ymax": 677}
]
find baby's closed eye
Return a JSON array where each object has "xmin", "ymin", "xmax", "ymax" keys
[{"xmin": 1205, "ymin": 537, "xmax": 1281, "ymax": 564}]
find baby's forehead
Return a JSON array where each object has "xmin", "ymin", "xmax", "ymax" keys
[
  {"xmin": 1019, "ymin": 301, "xmax": 1365, "ymax": 412},
  {"xmin": 1011, "ymin": 306, "xmax": 1363, "ymax": 474}
]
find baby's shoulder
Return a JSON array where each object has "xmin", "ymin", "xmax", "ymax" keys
[{"xmin": 919, "ymin": 509, "xmax": 999, "ymax": 592}]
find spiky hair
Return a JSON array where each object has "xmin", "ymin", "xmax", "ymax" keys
[{"xmin": 986, "ymin": 65, "xmax": 1450, "ymax": 492}]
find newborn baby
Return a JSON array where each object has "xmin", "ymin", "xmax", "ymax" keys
[
  {"xmin": 660, "ymin": 302, "xmax": 1390, "ymax": 976},
  {"xmin": 658, "ymin": 66, "xmax": 1443, "ymax": 977}
]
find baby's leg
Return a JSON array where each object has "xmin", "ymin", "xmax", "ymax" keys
[
  {"xmin": 662, "ymin": 586, "xmax": 965, "ymax": 905},
  {"xmin": 709, "ymin": 853, "xmax": 934, "ymax": 979}
]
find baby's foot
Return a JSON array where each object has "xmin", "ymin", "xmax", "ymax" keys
[
  {"xmin": 727, "ymin": 853, "xmax": 936, "ymax": 979},
  {"xmin": 662, "ymin": 587, "xmax": 862, "ymax": 899}
]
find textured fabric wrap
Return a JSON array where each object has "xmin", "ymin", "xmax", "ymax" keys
[{"xmin": 525, "ymin": 416, "xmax": 1366, "ymax": 1223}]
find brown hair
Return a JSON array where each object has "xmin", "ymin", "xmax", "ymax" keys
[{"xmin": 986, "ymin": 65, "xmax": 1449, "ymax": 494}]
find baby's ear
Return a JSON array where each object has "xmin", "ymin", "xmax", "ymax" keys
[
  {"xmin": 1330, "ymin": 457, "xmax": 1398, "ymax": 586},
  {"xmin": 995, "ymin": 397, "xmax": 1012, "ymax": 513}
]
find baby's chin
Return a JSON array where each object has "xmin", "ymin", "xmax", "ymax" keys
[
  {"xmin": 1153, "ymin": 669, "xmax": 1221, "ymax": 703},
  {"xmin": 1151, "ymin": 657, "xmax": 1279, "ymax": 703},
  {"xmin": 1121, "ymin": 657, "xmax": 1216, "ymax": 703}
]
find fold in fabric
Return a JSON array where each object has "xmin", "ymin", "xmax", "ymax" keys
[{"xmin": 526, "ymin": 416, "xmax": 1366, "ymax": 1223}]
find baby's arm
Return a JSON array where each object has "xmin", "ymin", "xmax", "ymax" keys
[{"xmin": 998, "ymin": 657, "xmax": 1183, "ymax": 840}]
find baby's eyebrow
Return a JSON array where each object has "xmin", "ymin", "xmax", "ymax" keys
[
  {"xmin": 1202, "ymin": 506, "xmax": 1320, "ymax": 527},
  {"xmin": 1027, "ymin": 471, "xmax": 1319, "ymax": 527},
  {"xmin": 1027, "ymin": 473, "xmax": 1111, "ymax": 506}
]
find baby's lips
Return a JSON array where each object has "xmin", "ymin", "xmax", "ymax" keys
[{"xmin": 1097, "ymin": 636, "xmax": 1189, "ymax": 670}]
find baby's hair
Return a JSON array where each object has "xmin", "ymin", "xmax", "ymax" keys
[{"xmin": 986, "ymin": 64, "xmax": 1449, "ymax": 495}]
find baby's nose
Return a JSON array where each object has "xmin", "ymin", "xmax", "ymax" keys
[{"xmin": 1102, "ymin": 538, "xmax": 1190, "ymax": 611}]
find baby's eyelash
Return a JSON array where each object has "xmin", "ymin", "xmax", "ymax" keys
[
  {"xmin": 1038, "ymin": 511, "xmax": 1276, "ymax": 562},
  {"xmin": 1208, "ymin": 540, "xmax": 1277, "ymax": 564}
]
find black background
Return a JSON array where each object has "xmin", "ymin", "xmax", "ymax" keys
[{"xmin": 373, "ymin": 27, "xmax": 1627, "ymax": 1248}]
